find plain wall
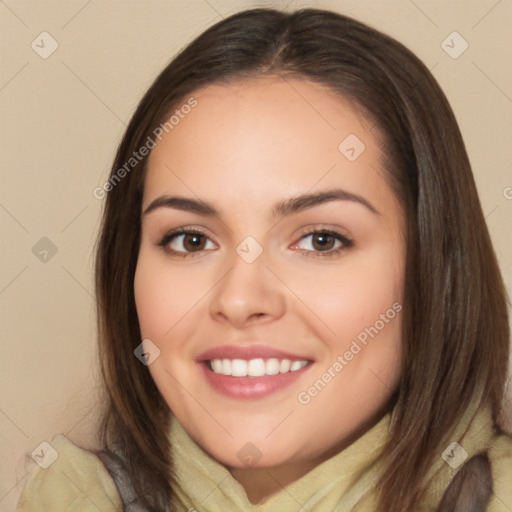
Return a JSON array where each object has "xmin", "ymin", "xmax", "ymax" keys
[{"xmin": 1, "ymin": 1, "xmax": 511, "ymax": 510}]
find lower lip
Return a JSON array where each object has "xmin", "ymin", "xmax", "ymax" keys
[{"xmin": 199, "ymin": 362, "xmax": 313, "ymax": 400}]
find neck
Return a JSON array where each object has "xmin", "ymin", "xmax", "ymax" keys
[
  {"xmin": 228, "ymin": 406, "xmax": 389, "ymax": 504},
  {"xmin": 229, "ymin": 460, "xmax": 319, "ymax": 504}
]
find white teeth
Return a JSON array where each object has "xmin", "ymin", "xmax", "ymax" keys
[
  {"xmin": 208, "ymin": 358, "xmax": 309, "ymax": 377},
  {"xmin": 266, "ymin": 358, "xmax": 280, "ymax": 375},
  {"xmin": 221, "ymin": 359, "xmax": 231, "ymax": 376},
  {"xmin": 248, "ymin": 358, "xmax": 266, "ymax": 377},
  {"xmin": 279, "ymin": 359, "xmax": 291, "ymax": 373},
  {"xmin": 211, "ymin": 359, "xmax": 223, "ymax": 373},
  {"xmin": 231, "ymin": 359, "xmax": 247, "ymax": 377},
  {"xmin": 290, "ymin": 360, "xmax": 304, "ymax": 371}
]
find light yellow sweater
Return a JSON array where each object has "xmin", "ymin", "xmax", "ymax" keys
[{"xmin": 16, "ymin": 402, "xmax": 512, "ymax": 511}]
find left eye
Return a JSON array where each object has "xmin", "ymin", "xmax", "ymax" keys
[
  {"xmin": 291, "ymin": 229, "xmax": 353, "ymax": 257},
  {"xmin": 297, "ymin": 231, "xmax": 341, "ymax": 251}
]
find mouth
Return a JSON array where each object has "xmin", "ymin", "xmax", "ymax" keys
[
  {"xmin": 196, "ymin": 344, "xmax": 315, "ymax": 399},
  {"xmin": 206, "ymin": 357, "xmax": 310, "ymax": 377}
]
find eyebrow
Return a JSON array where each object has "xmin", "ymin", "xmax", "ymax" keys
[{"xmin": 142, "ymin": 188, "xmax": 380, "ymax": 218}]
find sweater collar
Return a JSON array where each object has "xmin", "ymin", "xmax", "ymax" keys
[
  {"xmin": 168, "ymin": 411, "xmax": 390, "ymax": 511},
  {"xmin": 168, "ymin": 399, "xmax": 495, "ymax": 511}
]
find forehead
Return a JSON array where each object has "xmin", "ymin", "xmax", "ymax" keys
[{"xmin": 144, "ymin": 76, "xmax": 391, "ymax": 214}]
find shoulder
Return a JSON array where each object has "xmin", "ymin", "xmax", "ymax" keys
[
  {"xmin": 16, "ymin": 433, "xmax": 122, "ymax": 512},
  {"xmin": 486, "ymin": 429, "xmax": 512, "ymax": 511},
  {"xmin": 430, "ymin": 421, "xmax": 511, "ymax": 512}
]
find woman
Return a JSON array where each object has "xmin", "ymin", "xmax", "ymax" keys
[{"xmin": 16, "ymin": 7, "xmax": 511, "ymax": 512}]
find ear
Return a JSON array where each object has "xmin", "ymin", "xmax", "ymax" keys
[{"xmin": 437, "ymin": 452, "xmax": 493, "ymax": 512}]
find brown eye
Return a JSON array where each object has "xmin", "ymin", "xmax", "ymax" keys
[
  {"xmin": 157, "ymin": 228, "xmax": 216, "ymax": 257},
  {"xmin": 293, "ymin": 229, "xmax": 354, "ymax": 258},
  {"xmin": 180, "ymin": 233, "xmax": 207, "ymax": 252},
  {"xmin": 310, "ymin": 232, "xmax": 337, "ymax": 251}
]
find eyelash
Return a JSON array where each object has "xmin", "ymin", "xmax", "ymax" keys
[{"xmin": 156, "ymin": 226, "xmax": 354, "ymax": 260}]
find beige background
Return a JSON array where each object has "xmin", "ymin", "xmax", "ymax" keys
[{"xmin": 1, "ymin": 0, "xmax": 511, "ymax": 510}]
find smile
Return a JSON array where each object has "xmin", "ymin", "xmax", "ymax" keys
[
  {"xmin": 208, "ymin": 358, "xmax": 309, "ymax": 377},
  {"xmin": 197, "ymin": 343, "xmax": 315, "ymax": 399}
]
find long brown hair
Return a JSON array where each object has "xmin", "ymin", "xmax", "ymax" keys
[{"xmin": 94, "ymin": 8, "xmax": 510, "ymax": 511}]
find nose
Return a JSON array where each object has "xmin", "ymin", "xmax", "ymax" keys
[{"xmin": 209, "ymin": 249, "xmax": 286, "ymax": 329}]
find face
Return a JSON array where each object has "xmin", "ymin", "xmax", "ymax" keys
[{"xmin": 134, "ymin": 76, "xmax": 405, "ymax": 472}]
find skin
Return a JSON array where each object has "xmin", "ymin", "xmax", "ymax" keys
[{"xmin": 134, "ymin": 76, "xmax": 405, "ymax": 504}]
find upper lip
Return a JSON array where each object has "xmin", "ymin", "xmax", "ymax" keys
[{"xmin": 196, "ymin": 344, "xmax": 314, "ymax": 362}]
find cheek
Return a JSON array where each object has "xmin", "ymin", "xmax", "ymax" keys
[
  {"xmin": 293, "ymin": 243, "xmax": 404, "ymax": 402},
  {"xmin": 296, "ymin": 248, "xmax": 403, "ymax": 342},
  {"xmin": 134, "ymin": 251, "xmax": 208, "ymax": 338},
  {"xmin": 296, "ymin": 255, "xmax": 403, "ymax": 422},
  {"xmin": 134, "ymin": 258, "xmax": 167, "ymax": 336}
]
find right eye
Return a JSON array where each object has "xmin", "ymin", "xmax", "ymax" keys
[{"xmin": 157, "ymin": 227, "xmax": 217, "ymax": 258}]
